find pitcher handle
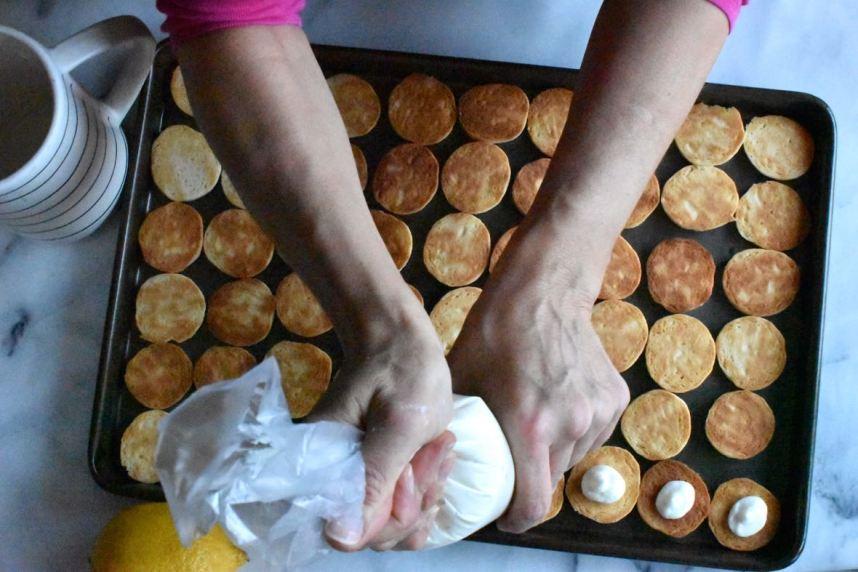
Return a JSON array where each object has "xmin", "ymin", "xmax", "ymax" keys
[{"xmin": 50, "ymin": 16, "xmax": 155, "ymax": 124}]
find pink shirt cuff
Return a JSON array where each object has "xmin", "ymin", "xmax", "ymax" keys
[
  {"xmin": 157, "ymin": 0, "xmax": 306, "ymax": 44},
  {"xmin": 707, "ymin": 0, "xmax": 749, "ymax": 31},
  {"xmin": 157, "ymin": 0, "xmax": 744, "ymax": 47}
]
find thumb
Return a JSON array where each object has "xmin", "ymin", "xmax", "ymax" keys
[
  {"xmin": 323, "ymin": 407, "xmax": 426, "ymax": 550},
  {"xmin": 359, "ymin": 415, "xmax": 426, "ymax": 539}
]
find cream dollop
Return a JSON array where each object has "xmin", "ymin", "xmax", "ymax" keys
[
  {"xmin": 581, "ymin": 464, "xmax": 626, "ymax": 504},
  {"xmin": 655, "ymin": 480, "xmax": 695, "ymax": 519},
  {"xmin": 728, "ymin": 495, "xmax": 768, "ymax": 537}
]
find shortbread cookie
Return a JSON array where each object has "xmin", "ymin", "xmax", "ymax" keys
[
  {"xmin": 716, "ymin": 316, "xmax": 786, "ymax": 390},
  {"xmin": 744, "ymin": 115, "xmax": 814, "ymax": 180},
  {"xmin": 675, "ymin": 103, "xmax": 744, "ymax": 166},
  {"xmin": 645, "ymin": 314, "xmax": 716, "ymax": 393},
  {"xmin": 566, "ymin": 446, "xmax": 641, "ymax": 524},
  {"xmin": 722, "ymin": 249, "xmax": 800, "ymax": 316},
  {"xmin": 706, "ymin": 390, "xmax": 775, "ymax": 459},
  {"xmin": 458, "ymin": 83, "xmax": 529, "ymax": 143},
  {"xmin": 637, "ymin": 460, "xmax": 710, "ymax": 538},
  {"xmin": 621, "ymin": 390, "xmax": 691, "ymax": 460},
  {"xmin": 646, "ymin": 238, "xmax": 715, "ymax": 313},
  {"xmin": 736, "ymin": 181, "xmax": 810, "ymax": 251},
  {"xmin": 591, "ymin": 300, "xmax": 648, "ymax": 373}
]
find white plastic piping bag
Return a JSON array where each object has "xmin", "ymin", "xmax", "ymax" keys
[{"xmin": 156, "ymin": 357, "xmax": 365, "ymax": 571}]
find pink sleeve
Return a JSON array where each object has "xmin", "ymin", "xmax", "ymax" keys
[
  {"xmin": 156, "ymin": 0, "xmax": 306, "ymax": 44},
  {"xmin": 706, "ymin": 0, "xmax": 749, "ymax": 31}
]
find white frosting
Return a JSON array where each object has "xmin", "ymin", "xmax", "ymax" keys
[
  {"xmin": 728, "ymin": 495, "xmax": 768, "ymax": 538},
  {"xmin": 655, "ymin": 480, "xmax": 696, "ymax": 519},
  {"xmin": 581, "ymin": 464, "xmax": 626, "ymax": 504}
]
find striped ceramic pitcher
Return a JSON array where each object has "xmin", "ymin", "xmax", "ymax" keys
[{"xmin": 0, "ymin": 16, "xmax": 154, "ymax": 241}]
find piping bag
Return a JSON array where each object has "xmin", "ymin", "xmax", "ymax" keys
[{"xmin": 155, "ymin": 357, "xmax": 514, "ymax": 570}]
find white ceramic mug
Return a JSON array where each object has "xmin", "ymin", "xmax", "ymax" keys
[{"xmin": 0, "ymin": 16, "xmax": 154, "ymax": 241}]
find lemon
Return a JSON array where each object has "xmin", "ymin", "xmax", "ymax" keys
[{"xmin": 91, "ymin": 503, "xmax": 246, "ymax": 571}]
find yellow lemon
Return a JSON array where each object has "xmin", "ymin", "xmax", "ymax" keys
[{"xmin": 91, "ymin": 503, "xmax": 246, "ymax": 572}]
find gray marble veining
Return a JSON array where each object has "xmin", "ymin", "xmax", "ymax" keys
[{"xmin": 1, "ymin": 1, "xmax": 856, "ymax": 571}]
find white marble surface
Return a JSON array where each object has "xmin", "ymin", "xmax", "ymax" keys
[{"xmin": 1, "ymin": 1, "xmax": 856, "ymax": 571}]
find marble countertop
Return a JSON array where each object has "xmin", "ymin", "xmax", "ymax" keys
[{"xmin": 1, "ymin": 2, "xmax": 856, "ymax": 571}]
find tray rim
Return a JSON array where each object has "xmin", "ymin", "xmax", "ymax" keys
[{"xmin": 89, "ymin": 40, "xmax": 837, "ymax": 572}]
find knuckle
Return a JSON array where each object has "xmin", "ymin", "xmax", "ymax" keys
[
  {"xmin": 612, "ymin": 377, "xmax": 631, "ymax": 411},
  {"xmin": 510, "ymin": 498, "xmax": 549, "ymax": 532},
  {"xmin": 567, "ymin": 400, "xmax": 593, "ymax": 440},
  {"xmin": 370, "ymin": 540, "xmax": 397, "ymax": 552},
  {"xmin": 363, "ymin": 464, "xmax": 389, "ymax": 507},
  {"xmin": 402, "ymin": 533, "xmax": 427, "ymax": 551},
  {"xmin": 515, "ymin": 407, "xmax": 553, "ymax": 447}
]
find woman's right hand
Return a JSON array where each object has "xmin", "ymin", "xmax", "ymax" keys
[{"xmin": 307, "ymin": 302, "xmax": 455, "ymax": 551}]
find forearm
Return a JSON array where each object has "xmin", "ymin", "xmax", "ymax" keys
[
  {"xmin": 508, "ymin": 0, "xmax": 728, "ymax": 299},
  {"xmin": 176, "ymin": 26, "xmax": 418, "ymax": 352}
]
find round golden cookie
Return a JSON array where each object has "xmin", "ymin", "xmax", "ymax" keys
[
  {"xmin": 744, "ymin": 115, "xmax": 814, "ymax": 180},
  {"xmin": 709, "ymin": 478, "xmax": 781, "ymax": 551},
  {"xmin": 512, "ymin": 158, "xmax": 550, "ymax": 215},
  {"xmin": 423, "ymin": 213, "xmax": 491, "ymax": 287},
  {"xmin": 591, "ymin": 300, "xmax": 648, "ymax": 373},
  {"xmin": 120, "ymin": 409, "xmax": 168, "ymax": 484},
  {"xmin": 275, "ymin": 273, "xmax": 333, "ymax": 338},
  {"xmin": 125, "ymin": 343, "xmax": 192, "ymax": 409},
  {"xmin": 675, "ymin": 103, "xmax": 745, "ymax": 166},
  {"xmin": 662, "ymin": 166, "xmax": 739, "ymax": 231},
  {"xmin": 429, "ymin": 286, "xmax": 481, "ymax": 355},
  {"xmin": 646, "ymin": 238, "xmax": 715, "ymax": 313},
  {"xmin": 645, "ymin": 314, "xmax": 716, "ymax": 393},
  {"xmin": 458, "ymin": 83, "xmax": 529, "ymax": 143},
  {"xmin": 489, "ymin": 225, "xmax": 517, "ymax": 274},
  {"xmin": 527, "ymin": 87, "xmax": 573, "ymax": 156},
  {"xmin": 352, "ymin": 144, "xmax": 368, "ymax": 191},
  {"xmin": 135, "ymin": 273, "xmax": 205, "ymax": 343},
  {"xmin": 151, "ymin": 125, "xmax": 221, "ymax": 202},
  {"xmin": 566, "ymin": 446, "xmax": 641, "ymax": 524},
  {"xmin": 716, "ymin": 316, "xmax": 786, "ymax": 390},
  {"xmin": 193, "ymin": 346, "xmax": 257, "ymax": 389},
  {"xmin": 722, "ymin": 249, "xmax": 800, "ymax": 316},
  {"xmin": 542, "ymin": 477, "xmax": 566, "ymax": 523},
  {"xmin": 221, "ymin": 171, "xmax": 245, "ymax": 209},
  {"xmin": 637, "ymin": 460, "xmax": 710, "ymax": 538},
  {"xmin": 625, "ymin": 174, "xmax": 661, "ymax": 229},
  {"xmin": 327, "ymin": 73, "xmax": 381, "ymax": 138},
  {"xmin": 371, "ymin": 209, "xmax": 413, "ymax": 270},
  {"xmin": 736, "ymin": 181, "xmax": 810, "ymax": 251},
  {"xmin": 706, "ymin": 390, "xmax": 775, "ymax": 460},
  {"xmin": 204, "ymin": 209, "xmax": 275, "ymax": 278},
  {"xmin": 170, "ymin": 67, "xmax": 193, "ymax": 116},
  {"xmin": 266, "ymin": 341, "xmax": 333, "ymax": 419},
  {"xmin": 598, "ymin": 236, "xmax": 641, "ymax": 300},
  {"xmin": 372, "ymin": 143, "xmax": 439, "ymax": 215},
  {"xmin": 441, "ymin": 142, "xmax": 511, "ymax": 214},
  {"xmin": 388, "ymin": 73, "xmax": 456, "ymax": 145},
  {"xmin": 138, "ymin": 202, "xmax": 203, "ymax": 273},
  {"xmin": 207, "ymin": 279, "xmax": 275, "ymax": 347},
  {"xmin": 621, "ymin": 389, "xmax": 691, "ymax": 461}
]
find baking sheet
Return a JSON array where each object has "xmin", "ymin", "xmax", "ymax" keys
[{"xmin": 90, "ymin": 42, "xmax": 835, "ymax": 571}]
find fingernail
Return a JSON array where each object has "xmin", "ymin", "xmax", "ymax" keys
[
  {"xmin": 326, "ymin": 514, "xmax": 363, "ymax": 546},
  {"xmin": 443, "ymin": 438, "xmax": 456, "ymax": 455},
  {"xmin": 438, "ymin": 456, "xmax": 455, "ymax": 481},
  {"xmin": 428, "ymin": 504, "xmax": 441, "ymax": 520},
  {"xmin": 403, "ymin": 463, "xmax": 416, "ymax": 496}
]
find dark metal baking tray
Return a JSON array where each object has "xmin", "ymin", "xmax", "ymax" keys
[{"xmin": 90, "ymin": 41, "xmax": 834, "ymax": 571}]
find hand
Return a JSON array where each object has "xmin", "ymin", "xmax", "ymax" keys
[
  {"xmin": 449, "ymin": 273, "xmax": 629, "ymax": 533},
  {"xmin": 307, "ymin": 311, "xmax": 455, "ymax": 551}
]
